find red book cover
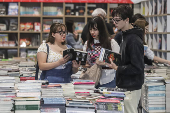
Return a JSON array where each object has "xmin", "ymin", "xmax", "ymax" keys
[{"xmin": 20, "ymin": 77, "xmax": 35, "ymax": 81}]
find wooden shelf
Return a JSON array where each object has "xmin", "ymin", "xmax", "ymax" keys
[
  {"xmin": 0, "ymin": 31, "xmax": 18, "ymax": 33},
  {"xmin": 151, "ymin": 49, "xmax": 170, "ymax": 52},
  {"xmin": 20, "ymin": 31, "xmax": 41, "ymax": 33},
  {"xmin": 0, "ymin": 2, "xmax": 131, "ymax": 58},
  {"xmin": 146, "ymin": 32, "xmax": 170, "ymax": 34},
  {"xmin": 0, "ymin": 46, "xmax": 18, "ymax": 49},
  {"xmin": 43, "ymin": 15, "xmax": 63, "ymax": 18},
  {"xmin": 20, "ymin": 15, "xmax": 41, "ymax": 17},
  {"xmin": 20, "ymin": 47, "xmax": 39, "ymax": 49},
  {"xmin": 65, "ymin": 15, "xmax": 85, "ymax": 18},
  {"xmin": 42, "ymin": 31, "xmax": 49, "ymax": 33},
  {"xmin": 87, "ymin": 16, "xmax": 92, "ymax": 18},
  {"xmin": 145, "ymin": 14, "xmax": 170, "ymax": 17},
  {"xmin": 0, "ymin": 15, "xmax": 18, "ymax": 17}
]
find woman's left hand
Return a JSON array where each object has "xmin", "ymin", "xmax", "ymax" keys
[
  {"xmin": 72, "ymin": 60, "xmax": 81, "ymax": 68},
  {"xmin": 106, "ymin": 58, "xmax": 118, "ymax": 70}
]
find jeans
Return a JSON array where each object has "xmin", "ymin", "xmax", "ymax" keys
[{"xmin": 96, "ymin": 76, "xmax": 116, "ymax": 89}]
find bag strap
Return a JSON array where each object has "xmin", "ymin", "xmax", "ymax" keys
[{"xmin": 35, "ymin": 43, "xmax": 49, "ymax": 80}]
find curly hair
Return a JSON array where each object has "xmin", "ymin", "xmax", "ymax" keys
[{"xmin": 112, "ymin": 5, "xmax": 133, "ymax": 23}]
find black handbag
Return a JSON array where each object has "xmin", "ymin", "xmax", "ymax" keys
[{"xmin": 35, "ymin": 44, "xmax": 49, "ymax": 80}]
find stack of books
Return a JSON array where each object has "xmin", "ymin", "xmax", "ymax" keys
[
  {"xmin": 14, "ymin": 97, "xmax": 40, "ymax": 113},
  {"xmin": 0, "ymin": 76, "xmax": 17, "ymax": 113},
  {"xmin": 95, "ymin": 99, "xmax": 123, "ymax": 113},
  {"xmin": 15, "ymin": 81, "xmax": 42, "ymax": 113},
  {"xmin": 41, "ymin": 84, "xmax": 65, "ymax": 113},
  {"xmin": 0, "ymin": 64, "xmax": 20, "ymax": 77},
  {"xmin": 66, "ymin": 99, "xmax": 95, "ymax": 113},
  {"xmin": 96, "ymin": 87, "xmax": 126, "ymax": 113},
  {"xmin": 142, "ymin": 75, "xmax": 166, "ymax": 113},
  {"xmin": 165, "ymin": 79, "xmax": 170, "ymax": 112},
  {"xmin": 19, "ymin": 61, "xmax": 36, "ymax": 81}
]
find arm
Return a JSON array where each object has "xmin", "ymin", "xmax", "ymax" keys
[
  {"xmin": 153, "ymin": 56, "xmax": 170, "ymax": 65},
  {"xmin": 145, "ymin": 47, "xmax": 154, "ymax": 60},
  {"xmin": 117, "ymin": 38, "xmax": 144, "ymax": 77},
  {"xmin": 37, "ymin": 52, "xmax": 69, "ymax": 71}
]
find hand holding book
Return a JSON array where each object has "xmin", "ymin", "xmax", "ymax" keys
[
  {"xmin": 59, "ymin": 54, "xmax": 70, "ymax": 65},
  {"xmin": 63, "ymin": 48, "xmax": 88, "ymax": 65},
  {"xmin": 106, "ymin": 58, "xmax": 118, "ymax": 70},
  {"xmin": 72, "ymin": 60, "xmax": 81, "ymax": 69}
]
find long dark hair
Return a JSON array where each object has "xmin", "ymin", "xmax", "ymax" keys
[
  {"xmin": 46, "ymin": 23, "xmax": 67, "ymax": 45},
  {"xmin": 66, "ymin": 20, "xmax": 74, "ymax": 33},
  {"xmin": 87, "ymin": 16, "xmax": 111, "ymax": 50}
]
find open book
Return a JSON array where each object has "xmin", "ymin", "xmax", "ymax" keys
[
  {"xmin": 63, "ymin": 48, "xmax": 87, "ymax": 65},
  {"xmin": 99, "ymin": 48, "xmax": 121, "ymax": 65}
]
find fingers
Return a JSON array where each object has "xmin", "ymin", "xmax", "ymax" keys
[{"xmin": 109, "ymin": 58, "xmax": 114, "ymax": 64}]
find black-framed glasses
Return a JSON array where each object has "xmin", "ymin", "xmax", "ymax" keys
[
  {"xmin": 112, "ymin": 18, "xmax": 123, "ymax": 24},
  {"xmin": 54, "ymin": 31, "xmax": 67, "ymax": 35}
]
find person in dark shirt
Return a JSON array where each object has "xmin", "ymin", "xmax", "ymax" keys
[
  {"xmin": 107, "ymin": 5, "xmax": 144, "ymax": 113},
  {"xmin": 81, "ymin": 8, "xmax": 114, "ymax": 43}
]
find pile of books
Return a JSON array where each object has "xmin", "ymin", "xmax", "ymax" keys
[
  {"xmin": 41, "ymin": 84, "xmax": 65, "ymax": 113},
  {"xmin": 14, "ymin": 97, "xmax": 40, "ymax": 113},
  {"xmin": 15, "ymin": 80, "xmax": 42, "ymax": 113},
  {"xmin": 165, "ymin": 79, "xmax": 170, "ymax": 112},
  {"xmin": 19, "ymin": 61, "xmax": 36, "ymax": 81},
  {"xmin": 0, "ymin": 76, "xmax": 17, "ymax": 113},
  {"xmin": 96, "ymin": 87, "xmax": 126, "ymax": 113},
  {"xmin": 66, "ymin": 99, "xmax": 95, "ymax": 113},
  {"xmin": 142, "ymin": 74, "xmax": 166, "ymax": 113}
]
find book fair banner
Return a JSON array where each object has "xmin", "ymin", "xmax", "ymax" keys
[{"xmin": 0, "ymin": 0, "xmax": 147, "ymax": 3}]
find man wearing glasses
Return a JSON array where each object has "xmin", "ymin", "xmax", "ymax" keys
[{"xmin": 107, "ymin": 5, "xmax": 144, "ymax": 113}]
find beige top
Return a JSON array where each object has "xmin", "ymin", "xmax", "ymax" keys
[{"xmin": 37, "ymin": 42, "xmax": 63, "ymax": 63}]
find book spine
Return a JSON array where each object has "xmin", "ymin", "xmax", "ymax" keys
[
  {"xmin": 15, "ymin": 105, "xmax": 40, "ymax": 110},
  {"xmin": 20, "ymin": 77, "xmax": 35, "ymax": 81},
  {"xmin": 148, "ymin": 93, "xmax": 165, "ymax": 97},
  {"xmin": 73, "ymin": 82, "xmax": 95, "ymax": 85},
  {"xmin": 149, "ymin": 107, "xmax": 165, "ymax": 110}
]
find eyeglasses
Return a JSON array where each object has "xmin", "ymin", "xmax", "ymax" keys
[
  {"xmin": 54, "ymin": 31, "xmax": 67, "ymax": 35},
  {"xmin": 112, "ymin": 18, "xmax": 123, "ymax": 24}
]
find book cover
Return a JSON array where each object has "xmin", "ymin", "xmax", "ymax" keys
[
  {"xmin": 163, "ymin": 0, "xmax": 167, "ymax": 14},
  {"xmin": 154, "ymin": 1, "xmax": 157, "ymax": 14},
  {"xmin": 63, "ymin": 48, "xmax": 87, "ymax": 65},
  {"xmin": 99, "ymin": 48, "xmax": 121, "ymax": 65},
  {"xmin": 144, "ymin": 45, "xmax": 148, "ymax": 55},
  {"xmin": 159, "ymin": 2, "xmax": 162, "ymax": 14}
]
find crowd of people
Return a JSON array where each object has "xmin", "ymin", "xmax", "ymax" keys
[{"xmin": 37, "ymin": 5, "xmax": 170, "ymax": 113}]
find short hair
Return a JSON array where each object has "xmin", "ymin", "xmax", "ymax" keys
[
  {"xmin": 132, "ymin": 13, "xmax": 149, "ymax": 26},
  {"xmin": 92, "ymin": 8, "xmax": 106, "ymax": 18},
  {"xmin": 66, "ymin": 20, "xmax": 74, "ymax": 33},
  {"xmin": 112, "ymin": 5, "xmax": 133, "ymax": 23},
  {"xmin": 134, "ymin": 19, "xmax": 147, "ymax": 44}
]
